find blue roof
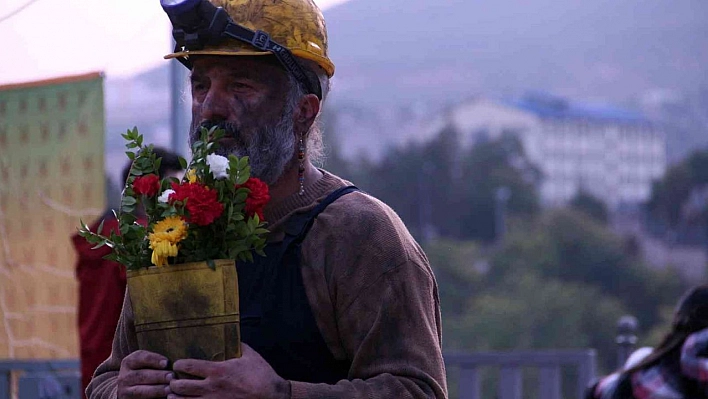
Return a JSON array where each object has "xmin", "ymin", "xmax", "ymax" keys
[{"xmin": 504, "ymin": 93, "xmax": 650, "ymax": 124}]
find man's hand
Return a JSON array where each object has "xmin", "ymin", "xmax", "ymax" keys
[
  {"xmin": 166, "ymin": 343, "xmax": 290, "ymax": 399},
  {"xmin": 118, "ymin": 350, "xmax": 174, "ymax": 398}
]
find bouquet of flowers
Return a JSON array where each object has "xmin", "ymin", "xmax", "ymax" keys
[
  {"xmin": 77, "ymin": 126, "xmax": 270, "ymax": 363},
  {"xmin": 78, "ymin": 126, "xmax": 270, "ymax": 270}
]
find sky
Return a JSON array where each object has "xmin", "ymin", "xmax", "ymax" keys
[{"xmin": 0, "ymin": 0, "xmax": 348, "ymax": 86}]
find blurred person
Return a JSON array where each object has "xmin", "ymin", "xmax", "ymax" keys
[
  {"xmin": 586, "ymin": 285, "xmax": 708, "ymax": 398},
  {"xmin": 72, "ymin": 148, "xmax": 183, "ymax": 397},
  {"xmin": 86, "ymin": 0, "xmax": 447, "ymax": 398}
]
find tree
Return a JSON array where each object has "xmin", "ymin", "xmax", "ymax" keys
[
  {"xmin": 491, "ymin": 210, "xmax": 685, "ymax": 354},
  {"xmin": 426, "ymin": 209, "xmax": 687, "ymax": 373},
  {"xmin": 455, "ymin": 134, "xmax": 541, "ymax": 241},
  {"xmin": 570, "ymin": 190, "xmax": 609, "ymax": 224},
  {"xmin": 648, "ymin": 148, "xmax": 708, "ymax": 227}
]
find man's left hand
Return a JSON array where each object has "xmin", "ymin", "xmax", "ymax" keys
[{"xmin": 166, "ymin": 343, "xmax": 291, "ymax": 399}]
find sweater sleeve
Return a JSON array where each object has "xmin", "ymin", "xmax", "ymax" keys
[
  {"xmin": 295, "ymin": 192, "xmax": 448, "ymax": 399},
  {"xmin": 85, "ymin": 290, "xmax": 139, "ymax": 399},
  {"xmin": 292, "ymin": 262, "xmax": 447, "ymax": 398}
]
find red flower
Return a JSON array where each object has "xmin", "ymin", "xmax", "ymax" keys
[
  {"xmin": 237, "ymin": 178, "xmax": 270, "ymax": 221},
  {"xmin": 132, "ymin": 174, "xmax": 160, "ymax": 197},
  {"xmin": 169, "ymin": 182, "xmax": 224, "ymax": 226}
]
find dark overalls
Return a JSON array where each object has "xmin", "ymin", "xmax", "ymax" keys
[{"xmin": 236, "ymin": 186, "xmax": 358, "ymax": 383}]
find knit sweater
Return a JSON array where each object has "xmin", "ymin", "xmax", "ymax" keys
[{"xmin": 86, "ymin": 170, "xmax": 448, "ymax": 399}]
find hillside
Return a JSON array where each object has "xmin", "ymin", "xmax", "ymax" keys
[{"xmin": 324, "ymin": 0, "xmax": 708, "ymax": 106}]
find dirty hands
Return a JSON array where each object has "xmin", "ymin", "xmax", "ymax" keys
[
  {"xmin": 166, "ymin": 343, "xmax": 290, "ymax": 399},
  {"xmin": 117, "ymin": 350, "xmax": 174, "ymax": 398}
]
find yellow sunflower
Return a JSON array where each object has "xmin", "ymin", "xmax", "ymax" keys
[{"xmin": 148, "ymin": 216, "xmax": 188, "ymax": 267}]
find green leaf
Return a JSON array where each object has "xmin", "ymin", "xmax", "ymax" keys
[
  {"xmin": 237, "ymin": 157, "xmax": 249, "ymax": 170},
  {"xmin": 126, "ymin": 151, "xmax": 136, "ymax": 160},
  {"xmin": 179, "ymin": 156, "xmax": 188, "ymax": 170},
  {"xmin": 122, "ymin": 196, "xmax": 137, "ymax": 206},
  {"xmin": 235, "ymin": 191, "xmax": 248, "ymax": 203},
  {"xmin": 91, "ymin": 241, "xmax": 107, "ymax": 250},
  {"xmin": 97, "ymin": 219, "xmax": 106, "ymax": 235},
  {"xmin": 211, "ymin": 129, "xmax": 225, "ymax": 141}
]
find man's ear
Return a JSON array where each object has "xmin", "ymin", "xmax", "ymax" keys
[{"xmin": 294, "ymin": 94, "xmax": 321, "ymax": 135}]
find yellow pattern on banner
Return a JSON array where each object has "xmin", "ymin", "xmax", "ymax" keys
[{"xmin": 0, "ymin": 72, "xmax": 106, "ymax": 359}]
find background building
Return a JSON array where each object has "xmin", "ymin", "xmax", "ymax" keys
[{"xmin": 420, "ymin": 94, "xmax": 667, "ymax": 209}]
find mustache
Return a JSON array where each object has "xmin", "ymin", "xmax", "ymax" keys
[{"xmin": 195, "ymin": 120, "xmax": 240, "ymax": 139}]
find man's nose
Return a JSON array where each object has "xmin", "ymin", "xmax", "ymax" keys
[{"xmin": 200, "ymin": 88, "xmax": 231, "ymax": 121}]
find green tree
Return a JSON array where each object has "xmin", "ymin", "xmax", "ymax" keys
[
  {"xmin": 427, "ymin": 209, "xmax": 687, "ymax": 374},
  {"xmin": 570, "ymin": 190, "xmax": 609, "ymax": 224},
  {"xmin": 648, "ymin": 148, "xmax": 708, "ymax": 227},
  {"xmin": 455, "ymin": 134, "xmax": 541, "ymax": 241},
  {"xmin": 492, "ymin": 210, "xmax": 684, "ymax": 335}
]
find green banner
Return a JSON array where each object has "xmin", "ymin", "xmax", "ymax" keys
[{"xmin": 0, "ymin": 72, "xmax": 105, "ymax": 358}]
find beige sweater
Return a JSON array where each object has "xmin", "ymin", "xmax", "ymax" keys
[{"xmin": 86, "ymin": 171, "xmax": 448, "ymax": 399}]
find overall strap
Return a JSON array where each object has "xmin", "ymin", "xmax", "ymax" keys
[{"xmin": 282, "ymin": 186, "xmax": 359, "ymax": 247}]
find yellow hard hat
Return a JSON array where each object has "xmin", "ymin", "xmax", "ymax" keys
[{"xmin": 164, "ymin": 0, "xmax": 335, "ymax": 77}]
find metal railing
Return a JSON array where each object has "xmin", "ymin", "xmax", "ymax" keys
[
  {"xmin": 445, "ymin": 349, "xmax": 597, "ymax": 399},
  {"xmin": 0, "ymin": 360, "xmax": 80, "ymax": 399}
]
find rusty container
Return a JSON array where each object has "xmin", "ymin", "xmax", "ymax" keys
[{"xmin": 126, "ymin": 259, "xmax": 241, "ymax": 363}]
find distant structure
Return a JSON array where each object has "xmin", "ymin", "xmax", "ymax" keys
[{"xmin": 422, "ymin": 93, "xmax": 666, "ymax": 209}]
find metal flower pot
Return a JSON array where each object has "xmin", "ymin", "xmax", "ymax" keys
[{"xmin": 126, "ymin": 259, "xmax": 241, "ymax": 366}]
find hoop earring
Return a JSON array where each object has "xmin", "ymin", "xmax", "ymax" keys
[{"xmin": 298, "ymin": 135, "xmax": 305, "ymax": 196}]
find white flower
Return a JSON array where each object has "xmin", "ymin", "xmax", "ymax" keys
[
  {"xmin": 158, "ymin": 189, "xmax": 175, "ymax": 204},
  {"xmin": 206, "ymin": 154, "xmax": 230, "ymax": 179}
]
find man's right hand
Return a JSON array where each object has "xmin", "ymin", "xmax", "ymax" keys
[{"xmin": 118, "ymin": 350, "xmax": 174, "ymax": 398}]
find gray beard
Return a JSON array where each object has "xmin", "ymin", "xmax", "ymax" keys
[{"xmin": 189, "ymin": 112, "xmax": 296, "ymax": 185}]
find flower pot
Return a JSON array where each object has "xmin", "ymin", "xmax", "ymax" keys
[{"xmin": 126, "ymin": 259, "xmax": 241, "ymax": 366}]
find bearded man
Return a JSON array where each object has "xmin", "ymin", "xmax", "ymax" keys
[{"xmin": 86, "ymin": 0, "xmax": 447, "ymax": 398}]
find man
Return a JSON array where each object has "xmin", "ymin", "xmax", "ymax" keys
[
  {"xmin": 73, "ymin": 148, "xmax": 183, "ymax": 396},
  {"xmin": 87, "ymin": 0, "xmax": 447, "ymax": 398}
]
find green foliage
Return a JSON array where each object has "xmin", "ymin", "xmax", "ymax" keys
[
  {"xmin": 445, "ymin": 272, "xmax": 626, "ymax": 356},
  {"xmin": 570, "ymin": 190, "xmax": 609, "ymax": 224},
  {"xmin": 454, "ymin": 134, "xmax": 540, "ymax": 241},
  {"xmin": 426, "ymin": 208, "xmax": 687, "ymax": 374},
  {"xmin": 648, "ymin": 147, "xmax": 708, "ymax": 227},
  {"xmin": 424, "ymin": 240, "xmax": 486, "ymax": 316},
  {"xmin": 493, "ymin": 210, "xmax": 685, "ymax": 341}
]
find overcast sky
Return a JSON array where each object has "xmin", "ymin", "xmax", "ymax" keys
[{"xmin": 0, "ymin": 0, "xmax": 348, "ymax": 85}]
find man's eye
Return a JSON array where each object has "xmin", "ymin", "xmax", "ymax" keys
[
  {"xmin": 191, "ymin": 81, "xmax": 208, "ymax": 92},
  {"xmin": 231, "ymin": 82, "xmax": 251, "ymax": 90}
]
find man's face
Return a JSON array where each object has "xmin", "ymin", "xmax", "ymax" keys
[{"xmin": 189, "ymin": 56, "xmax": 297, "ymax": 185}]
